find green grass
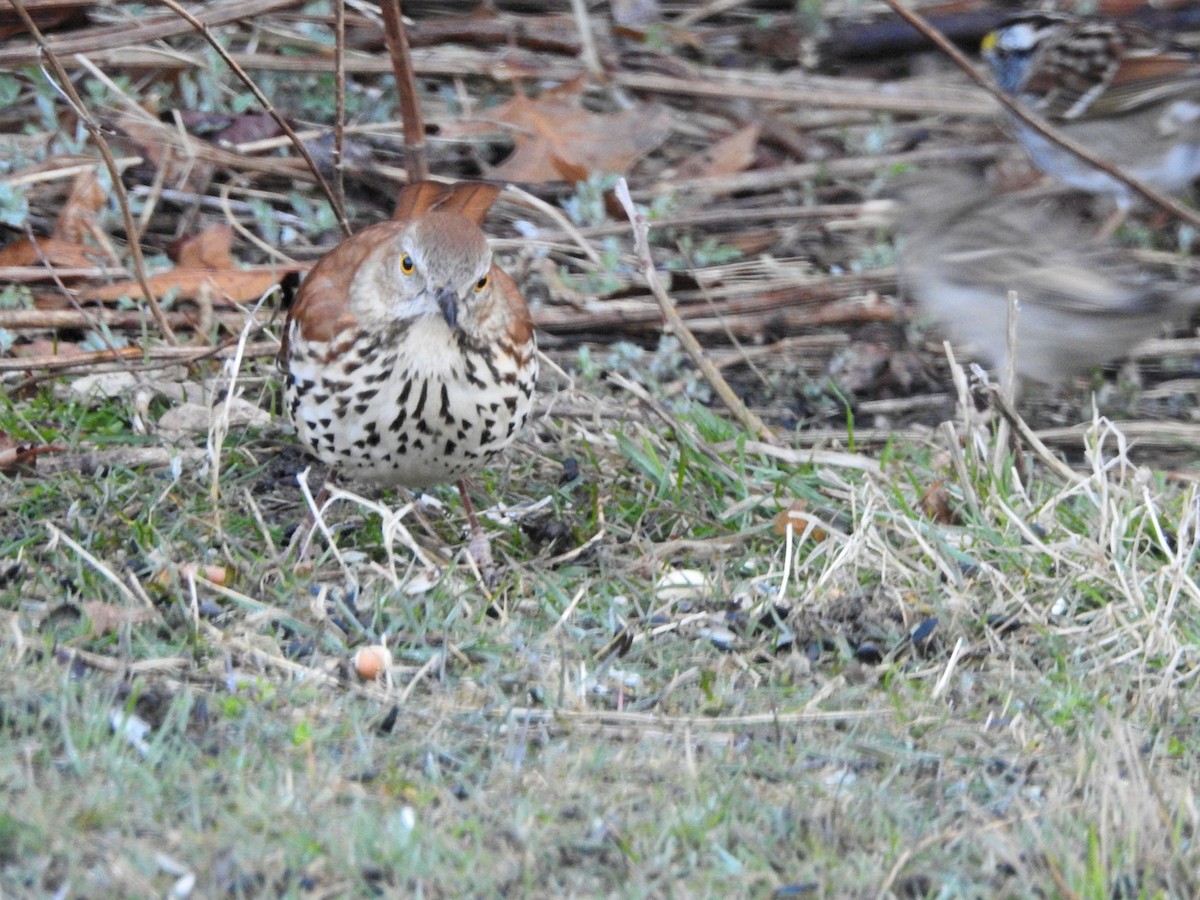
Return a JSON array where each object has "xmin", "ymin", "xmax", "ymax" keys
[{"xmin": 3, "ymin": 364, "xmax": 1200, "ymax": 897}]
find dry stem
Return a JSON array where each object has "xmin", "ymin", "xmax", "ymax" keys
[{"xmin": 613, "ymin": 178, "xmax": 776, "ymax": 444}]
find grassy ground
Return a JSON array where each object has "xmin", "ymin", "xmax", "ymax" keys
[
  {"xmin": 3, "ymin": 3, "xmax": 1200, "ymax": 898},
  {"xmin": 4, "ymin": 363, "xmax": 1199, "ymax": 897}
]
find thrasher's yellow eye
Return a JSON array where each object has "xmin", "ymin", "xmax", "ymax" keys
[
  {"xmin": 474, "ymin": 274, "xmax": 490, "ymax": 292},
  {"xmin": 400, "ymin": 254, "xmax": 415, "ymax": 275}
]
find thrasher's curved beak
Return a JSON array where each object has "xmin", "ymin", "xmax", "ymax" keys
[{"xmin": 432, "ymin": 285, "xmax": 458, "ymax": 329}]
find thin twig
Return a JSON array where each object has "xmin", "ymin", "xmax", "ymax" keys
[
  {"xmin": 333, "ymin": 0, "xmax": 347, "ymax": 218},
  {"xmin": 503, "ymin": 184, "xmax": 604, "ymax": 267},
  {"xmin": 156, "ymin": 0, "xmax": 351, "ymax": 235},
  {"xmin": 8, "ymin": 0, "xmax": 178, "ymax": 344},
  {"xmin": 0, "ymin": 0, "xmax": 301, "ymax": 67},
  {"xmin": 380, "ymin": 0, "xmax": 429, "ymax": 184},
  {"xmin": 991, "ymin": 290, "xmax": 1018, "ymax": 478},
  {"xmin": 0, "ymin": 266, "xmax": 128, "ymax": 281},
  {"xmin": 568, "ymin": 0, "xmax": 602, "ymax": 78},
  {"xmin": 606, "ymin": 371, "xmax": 740, "ymax": 478},
  {"xmin": 614, "ymin": 70, "xmax": 994, "ymax": 117},
  {"xmin": 881, "ymin": 0, "xmax": 1200, "ymax": 230},
  {"xmin": 613, "ymin": 178, "xmax": 776, "ymax": 443},
  {"xmin": 0, "ymin": 340, "xmax": 278, "ymax": 374},
  {"xmin": 718, "ymin": 440, "xmax": 883, "ymax": 475},
  {"xmin": 46, "ymin": 524, "xmax": 145, "ymax": 608},
  {"xmin": 675, "ymin": 0, "xmax": 755, "ymax": 29}
]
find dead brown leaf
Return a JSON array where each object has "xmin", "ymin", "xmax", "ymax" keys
[
  {"xmin": 76, "ymin": 226, "xmax": 289, "ymax": 305},
  {"xmin": 0, "ymin": 236, "xmax": 99, "ymax": 269},
  {"xmin": 79, "ymin": 267, "xmax": 284, "ymax": 305},
  {"xmin": 676, "ymin": 124, "xmax": 760, "ymax": 179},
  {"xmin": 167, "ymin": 224, "xmax": 237, "ymax": 269},
  {"xmin": 0, "ymin": 170, "xmax": 110, "ymax": 282},
  {"xmin": 177, "ymin": 109, "xmax": 283, "ymax": 146},
  {"xmin": 0, "ymin": 0, "xmax": 88, "ymax": 41},
  {"xmin": 151, "ymin": 563, "xmax": 229, "ymax": 589},
  {"xmin": 83, "ymin": 601, "xmax": 156, "ymax": 636},
  {"xmin": 53, "ymin": 170, "xmax": 107, "ymax": 245},
  {"xmin": 921, "ymin": 479, "xmax": 959, "ymax": 525},
  {"xmin": 448, "ymin": 78, "xmax": 672, "ymax": 183},
  {"xmin": 773, "ymin": 500, "xmax": 827, "ymax": 541},
  {"xmin": 0, "ymin": 432, "xmax": 67, "ymax": 475},
  {"xmin": 11, "ymin": 339, "xmax": 86, "ymax": 360}
]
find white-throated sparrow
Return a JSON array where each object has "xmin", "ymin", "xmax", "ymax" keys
[
  {"xmin": 891, "ymin": 169, "xmax": 1200, "ymax": 387},
  {"xmin": 981, "ymin": 12, "xmax": 1200, "ymax": 206}
]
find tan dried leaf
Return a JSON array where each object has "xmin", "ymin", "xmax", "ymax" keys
[
  {"xmin": 921, "ymin": 479, "xmax": 958, "ymax": 525},
  {"xmin": 773, "ymin": 500, "xmax": 827, "ymax": 541},
  {"xmin": 168, "ymin": 225, "xmax": 236, "ymax": 269},
  {"xmin": 448, "ymin": 79, "xmax": 672, "ymax": 183},
  {"xmin": 54, "ymin": 169, "xmax": 107, "ymax": 244},
  {"xmin": 79, "ymin": 266, "xmax": 284, "ymax": 304},
  {"xmin": 0, "ymin": 236, "xmax": 97, "ymax": 268},
  {"xmin": 84, "ymin": 601, "xmax": 155, "ymax": 635},
  {"xmin": 676, "ymin": 124, "xmax": 760, "ymax": 179}
]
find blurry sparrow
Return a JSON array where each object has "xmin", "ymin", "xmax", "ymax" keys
[
  {"xmin": 981, "ymin": 12, "xmax": 1200, "ymax": 207},
  {"xmin": 892, "ymin": 169, "xmax": 1200, "ymax": 387}
]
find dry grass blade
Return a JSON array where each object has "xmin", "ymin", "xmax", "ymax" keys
[
  {"xmin": 613, "ymin": 177, "xmax": 774, "ymax": 443},
  {"xmin": 988, "ymin": 386, "xmax": 1086, "ymax": 485}
]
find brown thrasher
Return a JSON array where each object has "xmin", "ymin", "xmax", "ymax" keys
[{"xmin": 279, "ymin": 180, "xmax": 537, "ymax": 555}]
